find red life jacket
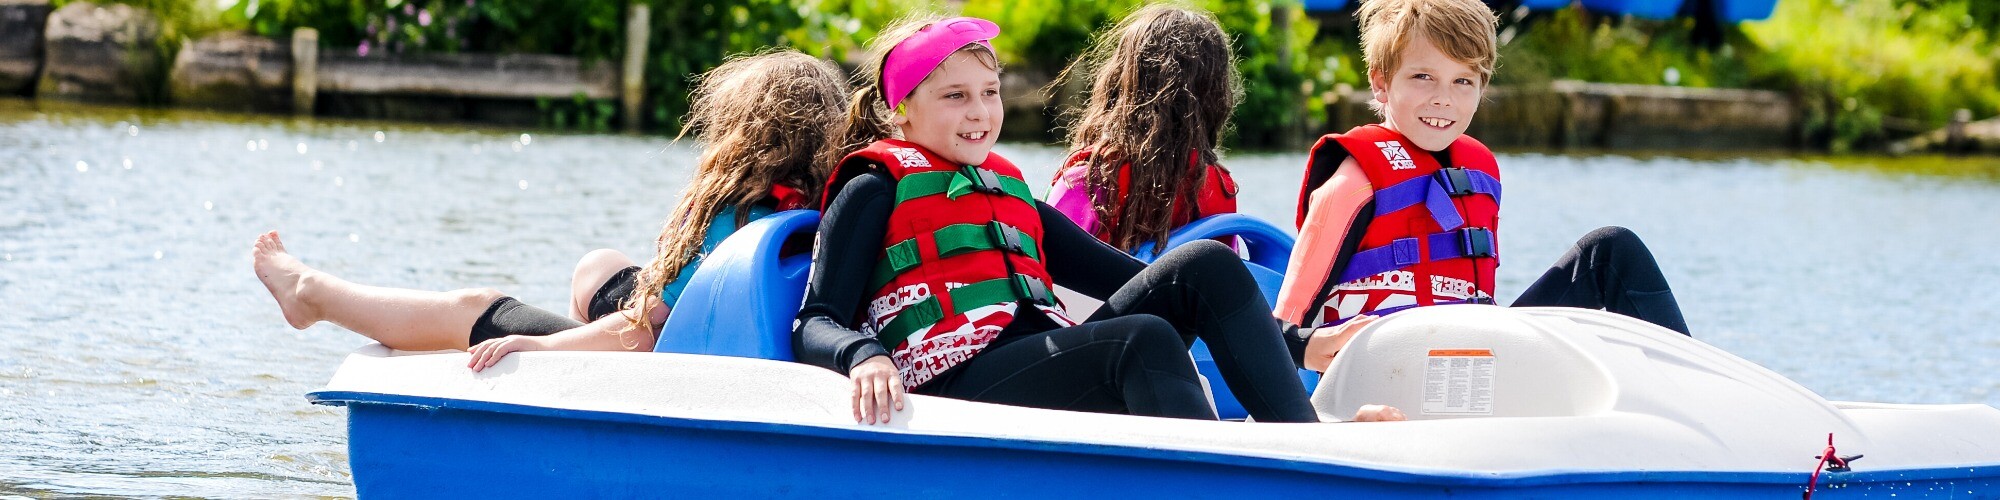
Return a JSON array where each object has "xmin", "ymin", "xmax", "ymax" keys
[
  {"xmin": 1294, "ymin": 125, "xmax": 1502, "ymax": 326},
  {"xmin": 768, "ymin": 182, "xmax": 811, "ymax": 211},
  {"xmin": 1060, "ymin": 149, "xmax": 1238, "ymax": 244},
  {"xmin": 823, "ymin": 139, "xmax": 1070, "ymax": 389}
]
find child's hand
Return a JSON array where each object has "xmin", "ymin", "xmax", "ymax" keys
[
  {"xmin": 1353, "ymin": 404, "xmax": 1406, "ymax": 422},
  {"xmin": 849, "ymin": 356, "xmax": 905, "ymax": 425},
  {"xmin": 467, "ymin": 335, "xmax": 542, "ymax": 372},
  {"xmin": 1304, "ymin": 315, "xmax": 1379, "ymax": 372}
]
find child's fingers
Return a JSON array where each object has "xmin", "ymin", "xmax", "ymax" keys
[
  {"xmin": 873, "ymin": 376, "xmax": 893, "ymax": 423},
  {"xmin": 890, "ymin": 377, "xmax": 905, "ymax": 411}
]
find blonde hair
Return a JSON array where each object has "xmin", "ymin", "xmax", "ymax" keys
[
  {"xmin": 839, "ymin": 13, "xmax": 1003, "ymax": 156},
  {"xmin": 620, "ymin": 49, "xmax": 850, "ymax": 346},
  {"xmin": 1055, "ymin": 4, "xmax": 1240, "ymax": 253},
  {"xmin": 1357, "ymin": 0, "xmax": 1500, "ymax": 87}
]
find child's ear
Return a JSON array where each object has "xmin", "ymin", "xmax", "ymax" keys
[
  {"xmin": 1367, "ymin": 70, "xmax": 1389, "ymax": 103},
  {"xmin": 890, "ymin": 108, "xmax": 911, "ymax": 130}
]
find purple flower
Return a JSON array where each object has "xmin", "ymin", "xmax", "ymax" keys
[
  {"xmin": 403, "ymin": 3, "xmax": 414, "ymax": 15},
  {"xmin": 418, "ymin": 9, "xmax": 431, "ymax": 26},
  {"xmin": 465, "ymin": 0, "xmax": 474, "ymax": 7},
  {"xmin": 357, "ymin": 40, "xmax": 370, "ymax": 57},
  {"xmin": 386, "ymin": 18, "xmax": 397, "ymax": 32}
]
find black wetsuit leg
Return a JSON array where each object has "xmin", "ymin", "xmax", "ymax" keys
[
  {"xmin": 1086, "ymin": 240, "xmax": 1319, "ymax": 423},
  {"xmin": 467, "ymin": 265, "xmax": 641, "ymax": 345},
  {"xmin": 1511, "ymin": 226, "xmax": 1692, "ymax": 336},
  {"xmin": 914, "ymin": 313, "xmax": 1218, "ymax": 420},
  {"xmin": 469, "ymin": 298, "xmax": 584, "ymax": 345}
]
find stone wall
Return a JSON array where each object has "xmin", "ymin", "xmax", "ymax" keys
[
  {"xmin": 36, "ymin": 1, "xmax": 162, "ymax": 103},
  {"xmin": 1326, "ymin": 80, "xmax": 1800, "ymax": 151},
  {"xmin": 169, "ymin": 32, "xmax": 293, "ymax": 112}
]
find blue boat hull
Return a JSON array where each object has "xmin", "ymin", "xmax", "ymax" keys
[{"xmin": 319, "ymin": 391, "xmax": 2000, "ymax": 498}]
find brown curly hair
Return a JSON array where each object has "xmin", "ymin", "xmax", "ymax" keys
[
  {"xmin": 619, "ymin": 49, "xmax": 850, "ymax": 346},
  {"xmin": 1054, "ymin": 4, "xmax": 1241, "ymax": 253}
]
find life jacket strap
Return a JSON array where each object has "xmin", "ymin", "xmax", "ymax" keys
[
  {"xmin": 870, "ymin": 222, "xmax": 1043, "ymax": 291},
  {"xmin": 1318, "ymin": 295, "xmax": 1497, "ymax": 328},
  {"xmin": 896, "ymin": 169, "xmax": 1036, "ymax": 206},
  {"xmin": 874, "ymin": 274, "xmax": 1057, "ymax": 349},
  {"xmin": 1337, "ymin": 227, "xmax": 1500, "ymax": 284},
  {"xmin": 1374, "ymin": 168, "xmax": 1502, "ymax": 231}
]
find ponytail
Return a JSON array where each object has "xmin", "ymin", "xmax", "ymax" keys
[{"xmin": 841, "ymin": 85, "xmax": 893, "ymax": 155}]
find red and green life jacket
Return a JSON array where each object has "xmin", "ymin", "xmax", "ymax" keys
[
  {"xmin": 1295, "ymin": 125, "xmax": 1502, "ymax": 326},
  {"xmin": 823, "ymin": 139, "xmax": 1072, "ymax": 389}
]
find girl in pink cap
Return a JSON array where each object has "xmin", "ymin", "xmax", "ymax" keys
[{"xmin": 795, "ymin": 15, "xmax": 1371, "ymax": 425}]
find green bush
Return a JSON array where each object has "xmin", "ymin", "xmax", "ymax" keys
[
  {"xmin": 961, "ymin": 0, "xmax": 1334, "ymax": 148},
  {"xmin": 1743, "ymin": 0, "xmax": 2000, "ymax": 151}
]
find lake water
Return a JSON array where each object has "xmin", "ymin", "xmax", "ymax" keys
[{"xmin": 2, "ymin": 99, "xmax": 1997, "ymax": 497}]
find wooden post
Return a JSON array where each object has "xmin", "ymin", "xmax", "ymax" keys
[
  {"xmin": 621, "ymin": 3, "xmax": 649, "ymax": 133},
  {"xmin": 291, "ymin": 28, "xmax": 318, "ymax": 115},
  {"xmin": 1947, "ymin": 108, "xmax": 1971, "ymax": 154}
]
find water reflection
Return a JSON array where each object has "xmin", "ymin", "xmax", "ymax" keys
[{"xmin": 0, "ymin": 97, "xmax": 1997, "ymax": 497}]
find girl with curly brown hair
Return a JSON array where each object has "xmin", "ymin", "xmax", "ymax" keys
[{"xmin": 251, "ymin": 50, "xmax": 848, "ymax": 370}]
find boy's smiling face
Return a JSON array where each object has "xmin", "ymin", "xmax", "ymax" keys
[
  {"xmin": 892, "ymin": 51, "xmax": 1003, "ymax": 166},
  {"xmin": 1370, "ymin": 33, "xmax": 1483, "ymax": 152}
]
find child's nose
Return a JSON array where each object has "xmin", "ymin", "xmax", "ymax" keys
[{"xmin": 967, "ymin": 96, "xmax": 993, "ymax": 122}]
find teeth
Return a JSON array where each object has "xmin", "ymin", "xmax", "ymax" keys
[{"xmin": 1421, "ymin": 118, "xmax": 1453, "ymax": 128}]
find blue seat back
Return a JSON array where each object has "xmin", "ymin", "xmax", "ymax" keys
[
  {"xmin": 1129, "ymin": 214, "xmax": 1320, "ymax": 420},
  {"xmin": 654, "ymin": 210, "xmax": 820, "ymax": 361},
  {"xmin": 1130, "ymin": 213, "xmax": 1295, "ymax": 304}
]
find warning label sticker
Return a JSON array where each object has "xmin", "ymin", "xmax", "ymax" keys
[{"xmin": 1422, "ymin": 349, "xmax": 1495, "ymax": 416}]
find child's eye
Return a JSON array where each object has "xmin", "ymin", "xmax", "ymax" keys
[
  {"xmin": 944, "ymin": 91, "xmax": 965, "ymax": 100},
  {"xmin": 1455, "ymin": 78, "xmax": 1475, "ymax": 85},
  {"xmin": 1412, "ymin": 73, "xmax": 1434, "ymax": 81},
  {"xmin": 983, "ymin": 88, "xmax": 1000, "ymax": 97}
]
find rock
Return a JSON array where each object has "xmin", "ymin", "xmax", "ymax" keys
[
  {"xmin": 0, "ymin": 0, "xmax": 51, "ymax": 95},
  {"xmin": 168, "ymin": 31, "xmax": 292, "ymax": 112},
  {"xmin": 36, "ymin": 1, "xmax": 163, "ymax": 104}
]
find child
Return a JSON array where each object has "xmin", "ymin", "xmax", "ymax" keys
[
  {"xmin": 1044, "ymin": 4, "xmax": 1239, "ymax": 254},
  {"xmin": 1275, "ymin": 0, "xmax": 1691, "ymax": 356},
  {"xmin": 251, "ymin": 50, "xmax": 847, "ymax": 370},
  {"xmin": 795, "ymin": 15, "xmax": 1356, "ymax": 425}
]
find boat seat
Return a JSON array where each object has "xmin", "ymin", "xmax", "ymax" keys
[
  {"xmin": 1312, "ymin": 305, "xmax": 1619, "ymax": 421},
  {"xmin": 1132, "ymin": 214, "xmax": 1322, "ymax": 420},
  {"xmin": 654, "ymin": 210, "xmax": 819, "ymax": 361}
]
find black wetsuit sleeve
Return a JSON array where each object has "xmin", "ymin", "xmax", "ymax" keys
[
  {"xmin": 1038, "ymin": 202, "xmax": 1144, "ymax": 301},
  {"xmin": 794, "ymin": 170, "xmax": 896, "ymax": 375}
]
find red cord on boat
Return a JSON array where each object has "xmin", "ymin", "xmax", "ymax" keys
[{"xmin": 1803, "ymin": 433, "xmax": 1850, "ymax": 499}]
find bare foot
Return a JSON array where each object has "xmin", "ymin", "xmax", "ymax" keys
[{"xmin": 252, "ymin": 231, "xmax": 322, "ymax": 329}]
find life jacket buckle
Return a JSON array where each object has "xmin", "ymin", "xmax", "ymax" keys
[
  {"xmin": 1013, "ymin": 274, "xmax": 1054, "ymax": 306},
  {"xmin": 1467, "ymin": 296, "xmax": 1497, "ymax": 305},
  {"xmin": 1436, "ymin": 168, "xmax": 1475, "ymax": 196},
  {"xmin": 988, "ymin": 222, "xmax": 1026, "ymax": 255},
  {"xmin": 962, "ymin": 165, "xmax": 1005, "ymax": 195},
  {"xmin": 1460, "ymin": 227, "xmax": 1496, "ymax": 258}
]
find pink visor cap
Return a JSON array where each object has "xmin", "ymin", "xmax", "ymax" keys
[{"xmin": 880, "ymin": 17, "xmax": 1001, "ymax": 112}]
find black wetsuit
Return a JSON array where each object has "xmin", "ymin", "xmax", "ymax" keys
[{"xmin": 795, "ymin": 170, "xmax": 1319, "ymax": 422}]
